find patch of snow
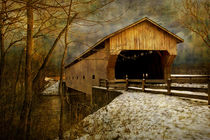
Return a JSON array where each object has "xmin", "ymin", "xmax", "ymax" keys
[
  {"xmin": 146, "ymin": 88, "xmax": 167, "ymax": 92},
  {"xmin": 92, "ymin": 86, "xmax": 118, "ymax": 91},
  {"xmin": 92, "ymin": 86, "xmax": 107, "ymax": 90},
  {"xmin": 155, "ymin": 83, "xmax": 208, "ymax": 88},
  {"xmin": 45, "ymin": 77, "xmax": 54, "ymax": 81},
  {"xmin": 42, "ymin": 81, "xmax": 59, "ymax": 95},
  {"xmin": 129, "ymin": 87, "xmax": 208, "ymax": 96},
  {"xmin": 171, "ymin": 83, "xmax": 208, "ymax": 88},
  {"xmin": 66, "ymin": 91, "xmax": 210, "ymax": 140},
  {"xmin": 129, "ymin": 87, "xmax": 142, "ymax": 90},
  {"xmin": 171, "ymin": 74, "xmax": 209, "ymax": 77},
  {"xmin": 171, "ymin": 90, "xmax": 207, "ymax": 96}
]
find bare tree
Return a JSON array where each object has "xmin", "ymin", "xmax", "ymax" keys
[
  {"xmin": 14, "ymin": 0, "xmax": 117, "ymax": 139},
  {"xmin": 58, "ymin": 0, "xmax": 74, "ymax": 139},
  {"xmin": 0, "ymin": 0, "xmax": 25, "ymax": 91},
  {"xmin": 8, "ymin": 48, "xmax": 24, "ymax": 140},
  {"xmin": 56, "ymin": 0, "xmax": 119, "ymax": 138},
  {"xmin": 32, "ymin": 0, "xmax": 116, "ymax": 92},
  {"xmin": 17, "ymin": 1, "xmax": 33, "ymax": 139},
  {"xmin": 175, "ymin": 0, "xmax": 209, "ymax": 47}
]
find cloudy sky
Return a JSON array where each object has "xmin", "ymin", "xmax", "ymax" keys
[{"xmin": 64, "ymin": 0, "xmax": 209, "ymax": 70}]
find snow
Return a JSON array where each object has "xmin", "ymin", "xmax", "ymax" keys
[
  {"xmin": 155, "ymin": 83, "xmax": 208, "ymax": 88},
  {"xmin": 171, "ymin": 74, "xmax": 209, "ymax": 77},
  {"xmin": 64, "ymin": 91, "xmax": 210, "ymax": 140},
  {"xmin": 42, "ymin": 77, "xmax": 59, "ymax": 95},
  {"xmin": 171, "ymin": 90, "xmax": 207, "ymax": 96},
  {"xmin": 129, "ymin": 86, "xmax": 208, "ymax": 96}
]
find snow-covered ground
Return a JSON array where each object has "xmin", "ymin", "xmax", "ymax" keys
[
  {"xmin": 63, "ymin": 91, "xmax": 210, "ymax": 140},
  {"xmin": 42, "ymin": 77, "xmax": 59, "ymax": 95}
]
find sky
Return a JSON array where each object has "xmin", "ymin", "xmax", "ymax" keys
[{"xmin": 64, "ymin": 0, "xmax": 209, "ymax": 70}]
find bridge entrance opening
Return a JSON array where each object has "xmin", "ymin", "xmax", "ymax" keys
[{"xmin": 115, "ymin": 50, "xmax": 164, "ymax": 79}]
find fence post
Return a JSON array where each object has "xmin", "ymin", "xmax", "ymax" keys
[
  {"xmin": 125, "ymin": 75, "xmax": 128, "ymax": 91},
  {"xmin": 167, "ymin": 78, "xmax": 171, "ymax": 95},
  {"xmin": 208, "ymin": 79, "xmax": 210, "ymax": 105},
  {"xmin": 142, "ymin": 79, "xmax": 145, "ymax": 92},
  {"xmin": 106, "ymin": 79, "xmax": 109, "ymax": 90}
]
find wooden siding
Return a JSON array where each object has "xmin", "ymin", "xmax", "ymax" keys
[
  {"xmin": 110, "ymin": 21, "xmax": 177, "ymax": 55},
  {"xmin": 65, "ymin": 40, "xmax": 110, "ymax": 95},
  {"xmin": 65, "ymin": 18, "xmax": 183, "ymax": 96}
]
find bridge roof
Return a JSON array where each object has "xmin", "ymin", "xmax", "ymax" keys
[{"xmin": 65, "ymin": 17, "xmax": 184, "ymax": 68}]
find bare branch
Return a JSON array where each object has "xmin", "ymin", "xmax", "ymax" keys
[{"xmin": 5, "ymin": 37, "xmax": 25, "ymax": 54}]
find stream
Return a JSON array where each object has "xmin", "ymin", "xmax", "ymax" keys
[{"xmin": 29, "ymin": 89, "xmax": 90, "ymax": 140}]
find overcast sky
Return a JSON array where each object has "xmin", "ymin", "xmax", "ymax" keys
[{"xmin": 65, "ymin": 0, "xmax": 209, "ymax": 67}]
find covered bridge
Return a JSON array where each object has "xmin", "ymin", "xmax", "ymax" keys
[{"xmin": 65, "ymin": 17, "xmax": 184, "ymax": 95}]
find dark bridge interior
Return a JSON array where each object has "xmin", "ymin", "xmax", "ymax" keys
[{"xmin": 115, "ymin": 50, "xmax": 164, "ymax": 79}]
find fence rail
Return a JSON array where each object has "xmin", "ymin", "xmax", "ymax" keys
[
  {"xmin": 99, "ymin": 75, "xmax": 210, "ymax": 105},
  {"xmin": 171, "ymin": 75, "xmax": 210, "ymax": 83}
]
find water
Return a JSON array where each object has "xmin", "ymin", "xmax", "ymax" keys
[
  {"xmin": 30, "ymin": 96, "xmax": 61, "ymax": 139},
  {"xmin": 30, "ymin": 89, "xmax": 90, "ymax": 140},
  {"xmin": 28, "ymin": 87, "xmax": 121, "ymax": 140}
]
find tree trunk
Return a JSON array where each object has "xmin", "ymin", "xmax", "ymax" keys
[
  {"xmin": 0, "ymin": 26, "xmax": 5, "ymax": 92},
  {"xmin": 17, "ymin": 1, "xmax": 33, "ymax": 139},
  {"xmin": 58, "ymin": 33, "xmax": 69, "ymax": 140},
  {"xmin": 33, "ymin": 14, "xmax": 77, "ymax": 93},
  {"xmin": 0, "ymin": 0, "xmax": 6, "ymax": 92},
  {"xmin": 58, "ymin": 80, "xmax": 65, "ymax": 139},
  {"xmin": 59, "ymin": 1, "xmax": 73, "ymax": 139},
  {"xmin": 32, "ymin": 24, "xmax": 68, "ymax": 92},
  {"xmin": 8, "ymin": 48, "xmax": 24, "ymax": 139}
]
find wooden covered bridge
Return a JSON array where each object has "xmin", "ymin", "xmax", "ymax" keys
[{"xmin": 65, "ymin": 17, "xmax": 184, "ymax": 96}]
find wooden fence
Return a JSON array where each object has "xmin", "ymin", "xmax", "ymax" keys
[{"xmin": 99, "ymin": 75, "xmax": 210, "ymax": 105}]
